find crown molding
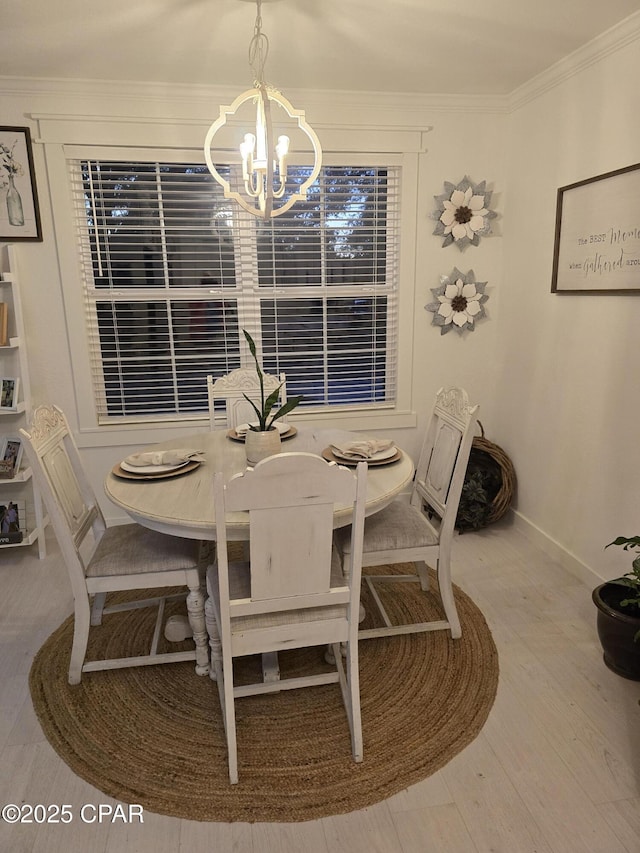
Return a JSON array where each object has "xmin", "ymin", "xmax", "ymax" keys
[
  {"xmin": 509, "ymin": 10, "xmax": 640, "ymax": 111},
  {"xmin": 1, "ymin": 74, "xmax": 508, "ymax": 128}
]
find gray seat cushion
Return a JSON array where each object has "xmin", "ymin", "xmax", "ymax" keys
[
  {"xmin": 87, "ymin": 524, "xmax": 200, "ymax": 577},
  {"xmin": 336, "ymin": 499, "xmax": 439, "ymax": 555}
]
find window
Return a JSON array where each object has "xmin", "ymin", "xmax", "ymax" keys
[{"xmin": 71, "ymin": 157, "xmax": 400, "ymax": 424}]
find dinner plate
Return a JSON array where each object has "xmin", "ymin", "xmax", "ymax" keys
[
  {"xmin": 111, "ymin": 460, "xmax": 201, "ymax": 480},
  {"xmin": 120, "ymin": 458, "xmax": 190, "ymax": 475},
  {"xmin": 227, "ymin": 425, "xmax": 298, "ymax": 443},
  {"xmin": 330, "ymin": 444, "xmax": 398, "ymax": 463},
  {"xmin": 321, "ymin": 447, "xmax": 403, "ymax": 467}
]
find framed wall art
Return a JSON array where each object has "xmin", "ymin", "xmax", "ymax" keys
[
  {"xmin": 551, "ymin": 162, "xmax": 640, "ymax": 294},
  {"xmin": 0, "ymin": 126, "xmax": 42, "ymax": 242}
]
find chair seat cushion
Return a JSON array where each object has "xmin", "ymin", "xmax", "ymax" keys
[
  {"xmin": 337, "ymin": 499, "xmax": 439, "ymax": 555},
  {"xmin": 87, "ymin": 524, "xmax": 201, "ymax": 578},
  {"xmin": 208, "ymin": 547, "xmax": 348, "ymax": 631}
]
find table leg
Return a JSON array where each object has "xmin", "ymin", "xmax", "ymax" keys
[
  {"xmin": 186, "ymin": 582, "xmax": 210, "ymax": 676},
  {"xmin": 164, "ymin": 609, "xmax": 209, "ymax": 677}
]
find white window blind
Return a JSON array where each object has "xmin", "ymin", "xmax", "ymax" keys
[{"xmin": 70, "ymin": 158, "xmax": 400, "ymax": 424}]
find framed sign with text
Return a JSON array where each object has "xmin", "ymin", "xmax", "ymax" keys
[{"xmin": 551, "ymin": 162, "xmax": 640, "ymax": 294}]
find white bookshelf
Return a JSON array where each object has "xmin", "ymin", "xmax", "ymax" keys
[{"xmin": 0, "ymin": 245, "xmax": 48, "ymax": 558}]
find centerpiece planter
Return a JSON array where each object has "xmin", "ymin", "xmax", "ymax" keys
[
  {"xmin": 592, "ymin": 535, "xmax": 640, "ymax": 681},
  {"xmin": 240, "ymin": 329, "xmax": 302, "ymax": 466},
  {"xmin": 245, "ymin": 427, "xmax": 281, "ymax": 465}
]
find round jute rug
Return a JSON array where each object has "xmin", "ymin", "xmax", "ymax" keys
[{"xmin": 29, "ymin": 567, "xmax": 498, "ymax": 823}]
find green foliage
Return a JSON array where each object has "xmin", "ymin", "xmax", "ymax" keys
[
  {"xmin": 457, "ymin": 472, "xmax": 491, "ymax": 531},
  {"xmin": 606, "ymin": 535, "xmax": 640, "ymax": 640},
  {"xmin": 456, "ymin": 449, "xmax": 502, "ymax": 532},
  {"xmin": 242, "ymin": 329, "xmax": 303, "ymax": 431}
]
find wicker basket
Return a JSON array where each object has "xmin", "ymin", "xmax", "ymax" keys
[{"xmin": 457, "ymin": 422, "xmax": 516, "ymax": 530}]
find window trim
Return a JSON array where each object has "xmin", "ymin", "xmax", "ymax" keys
[{"xmin": 46, "ymin": 142, "xmax": 418, "ymax": 442}]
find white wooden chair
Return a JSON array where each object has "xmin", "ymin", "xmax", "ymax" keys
[
  {"xmin": 19, "ymin": 404, "xmax": 210, "ymax": 684},
  {"xmin": 334, "ymin": 387, "xmax": 479, "ymax": 640},
  {"xmin": 205, "ymin": 452, "xmax": 367, "ymax": 784},
  {"xmin": 207, "ymin": 368, "xmax": 287, "ymax": 430}
]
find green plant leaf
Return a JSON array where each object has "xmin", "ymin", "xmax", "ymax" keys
[
  {"xmin": 266, "ymin": 395, "xmax": 304, "ymax": 429},
  {"xmin": 240, "ymin": 329, "xmax": 303, "ymax": 430},
  {"xmin": 262, "ymin": 386, "xmax": 282, "ymax": 421},
  {"xmin": 243, "ymin": 328, "xmax": 265, "ymax": 416},
  {"xmin": 606, "ymin": 536, "xmax": 640, "ymax": 550},
  {"xmin": 242, "ymin": 393, "xmax": 265, "ymax": 429},
  {"xmin": 243, "ymin": 328, "xmax": 259, "ymax": 369},
  {"xmin": 616, "ymin": 578, "xmax": 638, "ymax": 588}
]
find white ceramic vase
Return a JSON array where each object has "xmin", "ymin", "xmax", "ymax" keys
[{"xmin": 245, "ymin": 427, "xmax": 281, "ymax": 465}]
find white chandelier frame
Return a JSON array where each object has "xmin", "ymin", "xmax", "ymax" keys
[{"xmin": 204, "ymin": 84, "xmax": 322, "ymax": 219}]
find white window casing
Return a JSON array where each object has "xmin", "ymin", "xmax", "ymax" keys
[{"xmin": 44, "ymin": 140, "xmax": 418, "ymax": 442}]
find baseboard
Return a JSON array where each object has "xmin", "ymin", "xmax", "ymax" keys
[{"xmin": 510, "ymin": 510, "xmax": 603, "ymax": 588}]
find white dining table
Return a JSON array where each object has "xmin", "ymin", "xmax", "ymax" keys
[
  {"xmin": 104, "ymin": 427, "xmax": 415, "ymax": 540},
  {"xmin": 105, "ymin": 426, "xmax": 414, "ymax": 682}
]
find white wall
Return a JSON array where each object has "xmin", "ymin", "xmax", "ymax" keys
[{"xmin": 498, "ymin": 32, "xmax": 640, "ymax": 583}]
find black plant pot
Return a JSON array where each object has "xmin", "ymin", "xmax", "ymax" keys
[{"xmin": 592, "ymin": 582, "xmax": 640, "ymax": 680}]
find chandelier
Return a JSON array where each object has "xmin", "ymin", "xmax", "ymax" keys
[{"xmin": 204, "ymin": 0, "xmax": 322, "ymax": 219}]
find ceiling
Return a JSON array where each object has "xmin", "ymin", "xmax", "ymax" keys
[{"xmin": 1, "ymin": 0, "xmax": 639, "ymax": 96}]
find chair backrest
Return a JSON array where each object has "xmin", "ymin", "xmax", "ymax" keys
[
  {"xmin": 207, "ymin": 368, "xmax": 287, "ymax": 430},
  {"xmin": 213, "ymin": 452, "xmax": 367, "ymax": 623},
  {"xmin": 19, "ymin": 404, "xmax": 106, "ymax": 596},
  {"xmin": 412, "ymin": 387, "xmax": 480, "ymax": 537}
]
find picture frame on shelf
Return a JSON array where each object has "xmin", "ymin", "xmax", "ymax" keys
[
  {"xmin": 0, "ymin": 302, "xmax": 8, "ymax": 346},
  {"xmin": 0, "ymin": 126, "xmax": 42, "ymax": 242},
  {"xmin": 0, "ymin": 377, "xmax": 19, "ymax": 410},
  {"xmin": 0, "ymin": 498, "xmax": 25, "ymax": 543},
  {"xmin": 0, "ymin": 436, "xmax": 23, "ymax": 478},
  {"xmin": 551, "ymin": 162, "xmax": 640, "ymax": 294}
]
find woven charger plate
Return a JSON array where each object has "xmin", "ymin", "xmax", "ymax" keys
[
  {"xmin": 321, "ymin": 447, "xmax": 403, "ymax": 467},
  {"xmin": 111, "ymin": 460, "xmax": 201, "ymax": 480},
  {"xmin": 226, "ymin": 425, "xmax": 298, "ymax": 442},
  {"xmin": 29, "ymin": 564, "xmax": 498, "ymax": 823}
]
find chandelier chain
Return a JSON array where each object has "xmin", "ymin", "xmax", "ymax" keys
[{"xmin": 248, "ymin": 0, "xmax": 269, "ymax": 86}]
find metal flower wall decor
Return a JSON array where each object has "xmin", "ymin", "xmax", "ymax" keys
[
  {"xmin": 432, "ymin": 176, "xmax": 496, "ymax": 250},
  {"xmin": 426, "ymin": 268, "xmax": 489, "ymax": 335}
]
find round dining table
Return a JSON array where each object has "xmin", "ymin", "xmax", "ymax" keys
[{"xmin": 104, "ymin": 427, "xmax": 414, "ymax": 540}]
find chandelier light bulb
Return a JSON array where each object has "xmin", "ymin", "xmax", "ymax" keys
[{"xmin": 240, "ymin": 133, "xmax": 256, "ymax": 181}]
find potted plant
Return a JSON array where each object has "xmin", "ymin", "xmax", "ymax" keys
[
  {"xmin": 592, "ymin": 535, "xmax": 640, "ymax": 680},
  {"xmin": 242, "ymin": 329, "xmax": 303, "ymax": 464}
]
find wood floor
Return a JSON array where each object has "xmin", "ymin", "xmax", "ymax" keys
[{"xmin": 1, "ymin": 521, "xmax": 638, "ymax": 852}]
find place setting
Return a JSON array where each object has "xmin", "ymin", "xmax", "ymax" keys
[
  {"xmin": 321, "ymin": 437, "xmax": 402, "ymax": 467},
  {"xmin": 111, "ymin": 448, "xmax": 206, "ymax": 480},
  {"xmin": 226, "ymin": 421, "xmax": 298, "ymax": 442}
]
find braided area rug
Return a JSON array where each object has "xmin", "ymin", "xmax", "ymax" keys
[{"xmin": 29, "ymin": 566, "xmax": 498, "ymax": 823}]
